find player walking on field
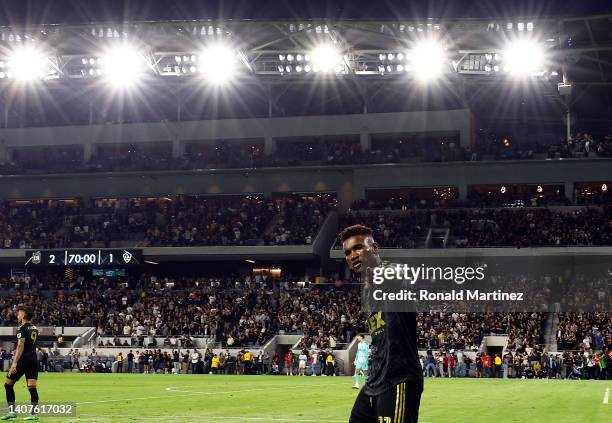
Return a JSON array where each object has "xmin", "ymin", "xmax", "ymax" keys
[
  {"xmin": 341, "ymin": 225, "xmax": 423, "ymax": 423},
  {"xmin": 353, "ymin": 334, "xmax": 370, "ymax": 389}
]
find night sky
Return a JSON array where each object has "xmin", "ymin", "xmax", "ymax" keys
[{"xmin": 0, "ymin": 0, "xmax": 611, "ymax": 25}]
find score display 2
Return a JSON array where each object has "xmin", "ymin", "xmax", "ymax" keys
[{"xmin": 25, "ymin": 249, "xmax": 142, "ymax": 267}]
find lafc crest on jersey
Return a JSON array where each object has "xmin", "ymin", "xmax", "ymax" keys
[{"xmin": 367, "ymin": 312, "xmax": 386, "ymax": 336}]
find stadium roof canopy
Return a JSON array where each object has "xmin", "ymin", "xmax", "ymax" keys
[{"xmin": 0, "ymin": 14, "xmax": 610, "ymax": 130}]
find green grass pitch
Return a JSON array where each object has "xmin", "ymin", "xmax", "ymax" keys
[{"xmin": 2, "ymin": 374, "xmax": 609, "ymax": 422}]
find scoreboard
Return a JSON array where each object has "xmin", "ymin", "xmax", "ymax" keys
[{"xmin": 25, "ymin": 249, "xmax": 142, "ymax": 267}]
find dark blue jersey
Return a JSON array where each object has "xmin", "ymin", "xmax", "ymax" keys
[{"xmin": 364, "ymin": 311, "xmax": 423, "ymax": 396}]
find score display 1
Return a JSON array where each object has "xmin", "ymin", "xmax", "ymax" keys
[{"xmin": 25, "ymin": 249, "xmax": 142, "ymax": 267}]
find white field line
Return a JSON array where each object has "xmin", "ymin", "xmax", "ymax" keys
[
  {"xmin": 65, "ymin": 415, "xmax": 346, "ymax": 422},
  {"xmin": 76, "ymin": 382, "xmax": 341, "ymax": 405}
]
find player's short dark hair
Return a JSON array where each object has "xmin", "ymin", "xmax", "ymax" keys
[
  {"xmin": 17, "ymin": 306, "xmax": 33, "ymax": 321},
  {"xmin": 338, "ymin": 224, "xmax": 374, "ymax": 243}
]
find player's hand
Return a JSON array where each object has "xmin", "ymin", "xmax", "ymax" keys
[{"xmin": 8, "ymin": 365, "xmax": 17, "ymax": 375}]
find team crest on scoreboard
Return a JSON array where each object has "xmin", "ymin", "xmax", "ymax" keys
[
  {"xmin": 32, "ymin": 251, "xmax": 41, "ymax": 265},
  {"xmin": 122, "ymin": 250, "xmax": 133, "ymax": 264}
]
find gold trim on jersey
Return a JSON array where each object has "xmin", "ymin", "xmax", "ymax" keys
[{"xmin": 396, "ymin": 383, "xmax": 406, "ymax": 423}]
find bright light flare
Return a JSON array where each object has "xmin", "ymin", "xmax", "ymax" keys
[
  {"xmin": 409, "ymin": 40, "xmax": 447, "ymax": 82},
  {"xmin": 310, "ymin": 44, "xmax": 343, "ymax": 73},
  {"xmin": 199, "ymin": 44, "xmax": 238, "ymax": 84},
  {"xmin": 101, "ymin": 44, "xmax": 147, "ymax": 88},
  {"xmin": 7, "ymin": 47, "xmax": 49, "ymax": 81},
  {"xmin": 502, "ymin": 40, "xmax": 545, "ymax": 76}
]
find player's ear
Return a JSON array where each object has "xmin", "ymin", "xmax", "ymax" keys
[{"xmin": 371, "ymin": 241, "xmax": 379, "ymax": 253}]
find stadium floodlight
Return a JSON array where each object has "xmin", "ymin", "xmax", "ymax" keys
[
  {"xmin": 310, "ymin": 44, "xmax": 343, "ymax": 73},
  {"xmin": 502, "ymin": 40, "xmax": 545, "ymax": 76},
  {"xmin": 199, "ymin": 43, "xmax": 238, "ymax": 84},
  {"xmin": 409, "ymin": 40, "xmax": 447, "ymax": 82},
  {"xmin": 5, "ymin": 46, "xmax": 50, "ymax": 82},
  {"xmin": 101, "ymin": 44, "xmax": 147, "ymax": 88}
]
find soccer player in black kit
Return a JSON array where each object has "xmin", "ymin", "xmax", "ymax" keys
[
  {"xmin": 341, "ymin": 225, "xmax": 423, "ymax": 423},
  {"xmin": 2, "ymin": 307, "xmax": 40, "ymax": 421}
]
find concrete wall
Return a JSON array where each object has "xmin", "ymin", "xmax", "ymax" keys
[
  {"xmin": 484, "ymin": 336, "xmax": 509, "ymax": 348},
  {"xmin": 0, "ymin": 327, "xmax": 88, "ymax": 336},
  {"xmin": 0, "ymin": 110, "xmax": 471, "ymax": 154},
  {"xmin": 330, "ymin": 246, "xmax": 612, "ymax": 260}
]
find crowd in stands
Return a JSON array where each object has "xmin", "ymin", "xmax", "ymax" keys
[
  {"xmin": 418, "ymin": 312, "xmax": 545, "ymax": 352},
  {"xmin": 0, "ymin": 286, "xmax": 274, "ymax": 347},
  {"xmin": 556, "ymin": 312, "xmax": 611, "ymax": 351},
  {"xmin": 181, "ymin": 142, "xmax": 265, "ymax": 170},
  {"xmin": 474, "ymin": 131, "xmax": 612, "ymax": 160},
  {"xmin": 1, "ymin": 131, "xmax": 610, "ymax": 175},
  {"xmin": 0, "ymin": 273, "xmax": 365, "ymax": 350},
  {"xmin": 0, "ymin": 194, "xmax": 331, "ymax": 249},
  {"xmin": 284, "ymin": 288, "xmax": 362, "ymax": 350},
  {"xmin": 2, "ymin": 194, "xmax": 612, "ymax": 250},
  {"xmin": 3, "ymin": 194, "xmax": 612, "ymax": 250},
  {"xmin": 447, "ymin": 207, "xmax": 612, "ymax": 247},
  {"xmin": 341, "ymin": 211, "xmax": 430, "ymax": 249},
  {"xmin": 264, "ymin": 195, "xmax": 336, "ymax": 245},
  {"xmin": 420, "ymin": 345, "xmax": 612, "ymax": 380},
  {"xmin": 340, "ymin": 206, "xmax": 612, "ymax": 248},
  {"xmin": 1, "ymin": 269, "xmax": 609, "ymax": 380},
  {"xmin": 87, "ymin": 146, "xmax": 173, "ymax": 172},
  {"xmin": 141, "ymin": 196, "xmax": 274, "ymax": 247},
  {"xmin": 0, "ymin": 273, "xmax": 554, "ymax": 354}
]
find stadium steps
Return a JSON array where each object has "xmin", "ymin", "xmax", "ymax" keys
[
  {"xmin": 427, "ymin": 227, "xmax": 450, "ymax": 248},
  {"xmin": 544, "ymin": 313, "xmax": 559, "ymax": 351}
]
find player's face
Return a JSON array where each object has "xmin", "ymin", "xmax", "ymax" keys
[
  {"xmin": 343, "ymin": 234, "xmax": 379, "ymax": 273},
  {"xmin": 17, "ymin": 310, "xmax": 24, "ymax": 324}
]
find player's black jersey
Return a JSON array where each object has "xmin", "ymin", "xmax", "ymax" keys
[
  {"xmin": 16, "ymin": 322, "xmax": 38, "ymax": 364},
  {"xmin": 363, "ymin": 311, "xmax": 423, "ymax": 396}
]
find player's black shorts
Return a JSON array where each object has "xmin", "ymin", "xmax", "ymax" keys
[
  {"xmin": 349, "ymin": 380, "xmax": 422, "ymax": 423},
  {"xmin": 7, "ymin": 361, "xmax": 38, "ymax": 382}
]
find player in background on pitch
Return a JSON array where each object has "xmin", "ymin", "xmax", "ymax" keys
[
  {"xmin": 2, "ymin": 307, "xmax": 40, "ymax": 421},
  {"xmin": 341, "ymin": 224, "xmax": 423, "ymax": 423},
  {"xmin": 352, "ymin": 334, "xmax": 370, "ymax": 389}
]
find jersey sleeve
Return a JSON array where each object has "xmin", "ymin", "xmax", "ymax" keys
[{"xmin": 17, "ymin": 325, "xmax": 30, "ymax": 341}]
